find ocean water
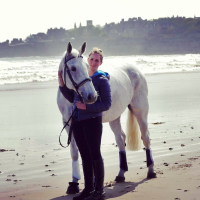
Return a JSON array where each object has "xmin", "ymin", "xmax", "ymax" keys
[{"xmin": 0, "ymin": 54, "xmax": 200, "ymax": 85}]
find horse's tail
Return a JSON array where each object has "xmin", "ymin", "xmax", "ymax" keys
[{"xmin": 126, "ymin": 109, "xmax": 142, "ymax": 151}]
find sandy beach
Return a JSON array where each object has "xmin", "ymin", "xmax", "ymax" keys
[{"xmin": 0, "ymin": 71, "xmax": 200, "ymax": 200}]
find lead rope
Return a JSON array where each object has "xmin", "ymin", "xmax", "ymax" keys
[
  {"xmin": 59, "ymin": 107, "xmax": 77, "ymax": 148},
  {"xmin": 59, "ymin": 89, "xmax": 84, "ymax": 148},
  {"xmin": 59, "ymin": 56, "xmax": 91, "ymax": 148}
]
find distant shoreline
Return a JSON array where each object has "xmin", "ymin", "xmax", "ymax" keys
[
  {"xmin": 1, "ymin": 16, "xmax": 200, "ymax": 58},
  {"xmin": 1, "ymin": 37, "xmax": 200, "ymax": 58}
]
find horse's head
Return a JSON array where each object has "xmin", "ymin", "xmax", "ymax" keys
[{"xmin": 59, "ymin": 42, "xmax": 97, "ymax": 104}]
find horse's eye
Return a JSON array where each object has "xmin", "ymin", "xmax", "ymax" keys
[{"xmin": 71, "ymin": 66, "xmax": 76, "ymax": 72}]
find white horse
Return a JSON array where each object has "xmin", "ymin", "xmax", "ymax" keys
[{"xmin": 57, "ymin": 42, "xmax": 156, "ymax": 194}]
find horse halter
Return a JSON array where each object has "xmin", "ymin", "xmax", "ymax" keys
[{"xmin": 63, "ymin": 55, "xmax": 92, "ymax": 103}]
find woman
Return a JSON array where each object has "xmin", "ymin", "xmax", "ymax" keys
[{"xmin": 58, "ymin": 48, "xmax": 111, "ymax": 200}]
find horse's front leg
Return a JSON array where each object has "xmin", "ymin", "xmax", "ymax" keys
[
  {"xmin": 109, "ymin": 117, "xmax": 128, "ymax": 182},
  {"xmin": 63, "ymin": 118, "xmax": 81, "ymax": 194}
]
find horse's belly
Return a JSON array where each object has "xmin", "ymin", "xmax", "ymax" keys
[{"xmin": 102, "ymin": 74, "xmax": 133, "ymax": 123}]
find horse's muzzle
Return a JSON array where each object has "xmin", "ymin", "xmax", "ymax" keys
[{"xmin": 83, "ymin": 93, "xmax": 97, "ymax": 104}]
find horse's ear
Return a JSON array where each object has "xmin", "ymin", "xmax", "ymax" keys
[
  {"xmin": 67, "ymin": 42, "xmax": 72, "ymax": 55},
  {"xmin": 79, "ymin": 42, "xmax": 86, "ymax": 55}
]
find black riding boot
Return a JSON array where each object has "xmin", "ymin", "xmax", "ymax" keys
[
  {"xmin": 73, "ymin": 160, "xmax": 94, "ymax": 200},
  {"xmin": 85, "ymin": 157, "xmax": 105, "ymax": 200}
]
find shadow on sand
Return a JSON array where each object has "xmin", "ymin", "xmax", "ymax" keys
[{"xmin": 50, "ymin": 178, "xmax": 148, "ymax": 200}]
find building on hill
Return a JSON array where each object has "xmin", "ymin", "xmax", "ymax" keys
[
  {"xmin": 10, "ymin": 38, "xmax": 23, "ymax": 45},
  {"xmin": 0, "ymin": 40, "xmax": 9, "ymax": 47},
  {"xmin": 104, "ymin": 17, "xmax": 147, "ymax": 37},
  {"xmin": 47, "ymin": 28, "xmax": 67, "ymax": 40},
  {"xmin": 194, "ymin": 15, "xmax": 200, "ymax": 19},
  {"xmin": 26, "ymin": 33, "xmax": 47, "ymax": 43},
  {"xmin": 103, "ymin": 17, "xmax": 178, "ymax": 37},
  {"xmin": 25, "ymin": 34, "xmax": 36, "ymax": 43},
  {"xmin": 87, "ymin": 20, "xmax": 93, "ymax": 26},
  {"xmin": 36, "ymin": 33, "xmax": 48, "ymax": 40}
]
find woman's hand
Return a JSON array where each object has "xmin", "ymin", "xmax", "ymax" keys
[
  {"xmin": 58, "ymin": 71, "xmax": 64, "ymax": 87},
  {"xmin": 76, "ymin": 101, "xmax": 86, "ymax": 110}
]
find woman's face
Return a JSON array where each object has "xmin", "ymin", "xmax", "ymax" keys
[{"xmin": 87, "ymin": 53, "xmax": 102, "ymax": 71}]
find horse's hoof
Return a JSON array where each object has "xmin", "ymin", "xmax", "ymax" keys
[
  {"xmin": 66, "ymin": 182, "xmax": 79, "ymax": 194},
  {"xmin": 147, "ymin": 172, "xmax": 157, "ymax": 179},
  {"xmin": 115, "ymin": 176, "xmax": 125, "ymax": 182}
]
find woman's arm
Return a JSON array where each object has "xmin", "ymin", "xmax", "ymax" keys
[
  {"xmin": 86, "ymin": 77, "xmax": 111, "ymax": 112},
  {"xmin": 58, "ymin": 71, "xmax": 74, "ymax": 103}
]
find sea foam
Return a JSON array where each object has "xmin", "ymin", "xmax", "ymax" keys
[{"xmin": 0, "ymin": 54, "xmax": 200, "ymax": 84}]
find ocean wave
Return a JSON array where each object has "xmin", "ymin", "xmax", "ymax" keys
[{"xmin": 1, "ymin": 54, "xmax": 200, "ymax": 84}]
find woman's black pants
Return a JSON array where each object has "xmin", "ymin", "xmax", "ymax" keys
[{"xmin": 72, "ymin": 116, "xmax": 103, "ymax": 190}]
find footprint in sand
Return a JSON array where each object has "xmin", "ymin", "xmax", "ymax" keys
[
  {"xmin": 8, "ymin": 174, "xmax": 16, "ymax": 177},
  {"xmin": 152, "ymin": 122, "xmax": 165, "ymax": 125},
  {"xmin": 169, "ymin": 148, "xmax": 173, "ymax": 151},
  {"xmin": 45, "ymin": 170, "xmax": 54, "ymax": 172},
  {"xmin": 50, "ymin": 174, "xmax": 57, "ymax": 176},
  {"xmin": 163, "ymin": 163, "xmax": 169, "ymax": 166}
]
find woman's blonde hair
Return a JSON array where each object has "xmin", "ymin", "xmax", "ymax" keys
[{"xmin": 88, "ymin": 47, "xmax": 103, "ymax": 62}]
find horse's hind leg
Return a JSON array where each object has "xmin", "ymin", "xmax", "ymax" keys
[
  {"xmin": 62, "ymin": 118, "xmax": 81, "ymax": 194},
  {"xmin": 129, "ymin": 95, "xmax": 157, "ymax": 179},
  {"xmin": 109, "ymin": 117, "xmax": 128, "ymax": 182}
]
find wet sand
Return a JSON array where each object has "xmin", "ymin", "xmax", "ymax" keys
[{"xmin": 0, "ymin": 72, "xmax": 200, "ymax": 200}]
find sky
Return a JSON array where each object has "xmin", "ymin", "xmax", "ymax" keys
[{"xmin": 0, "ymin": 0, "xmax": 200, "ymax": 42}]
